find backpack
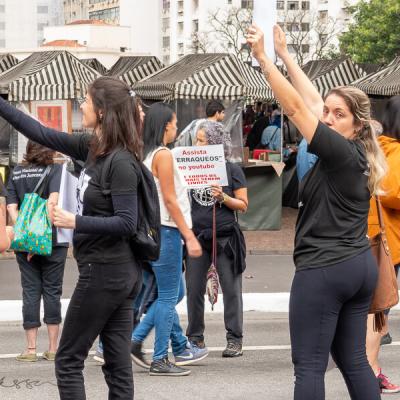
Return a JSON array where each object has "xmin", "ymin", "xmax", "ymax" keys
[{"xmin": 100, "ymin": 149, "xmax": 161, "ymax": 263}]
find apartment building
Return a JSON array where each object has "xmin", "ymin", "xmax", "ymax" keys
[
  {"xmin": 64, "ymin": 0, "xmax": 88, "ymax": 24},
  {"xmin": 0, "ymin": 0, "xmax": 63, "ymax": 49},
  {"xmin": 60, "ymin": 0, "xmax": 358, "ymax": 65}
]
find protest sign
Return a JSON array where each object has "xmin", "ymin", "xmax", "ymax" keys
[
  {"xmin": 172, "ymin": 145, "xmax": 228, "ymax": 188},
  {"xmin": 252, "ymin": 0, "xmax": 277, "ymax": 64}
]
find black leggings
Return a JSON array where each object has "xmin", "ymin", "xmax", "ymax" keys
[
  {"xmin": 289, "ymin": 249, "xmax": 381, "ymax": 400},
  {"xmin": 55, "ymin": 262, "xmax": 141, "ymax": 400}
]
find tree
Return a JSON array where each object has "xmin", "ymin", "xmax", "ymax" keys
[
  {"xmin": 190, "ymin": 32, "xmax": 209, "ymax": 54},
  {"xmin": 206, "ymin": 6, "xmax": 252, "ymax": 62},
  {"xmin": 339, "ymin": 0, "xmax": 400, "ymax": 64},
  {"xmin": 195, "ymin": 6, "xmax": 339, "ymax": 66},
  {"xmin": 280, "ymin": 10, "xmax": 340, "ymax": 67}
]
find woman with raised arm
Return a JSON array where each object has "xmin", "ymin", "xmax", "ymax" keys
[
  {"xmin": 247, "ymin": 25, "xmax": 385, "ymax": 400},
  {"xmin": 0, "ymin": 77, "xmax": 143, "ymax": 400}
]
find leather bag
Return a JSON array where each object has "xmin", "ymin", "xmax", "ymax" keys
[{"xmin": 369, "ymin": 197, "xmax": 399, "ymax": 331}]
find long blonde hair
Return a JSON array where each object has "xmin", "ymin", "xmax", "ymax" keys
[{"xmin": 327, "ymin": 86, "xmax": 387, "ymax": 195}]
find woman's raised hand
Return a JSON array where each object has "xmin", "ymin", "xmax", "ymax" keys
[
  {"xmin": 273, "ymin": 24, "xmax": 289, "ymax": 59},
  {"xmin": 246, "ymin": 25, "xmax": 266, "ymax": 61}
]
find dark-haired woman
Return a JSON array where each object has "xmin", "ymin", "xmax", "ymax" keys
[
  {"xmin": 7, "ymin": 140, "xmax": 67, "ymax": 363},
  {"xmin": 131, "ymin": 102, "xmax": 206, "ymax": 377},
  {"xmin": 0, "ymin": 76, "xmax": 143, "ymax": 400}
]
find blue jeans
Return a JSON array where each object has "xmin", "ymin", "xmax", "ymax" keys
[{"xmin": 132, "ymin": 226, "xmax": 187, "ymax": 360}]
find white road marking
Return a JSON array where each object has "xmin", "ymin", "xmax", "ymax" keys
[{"xmin": 2, "ymin": 292, "xmax": 400, "ymax": 322}]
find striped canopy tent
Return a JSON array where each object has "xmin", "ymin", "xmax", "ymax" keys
[
  {"xmin": 0, "ymin": 51, "xmax": 100, "ymax": 101},
  {"xmin": 0, "ymin": 54, "xmax": 18, "ymax": 74},
  {"xmin": 81, "ymin": 58, "xmax": 108, "ymax": 75},
  {"xmin": 107, "ymin": 56, "xmax": 164, "ymax": 86},
  {"xmin": 302, "ymin": 58, "xmax": 367, "ymax": 98},
  {"xmin": 133, "ymin": 53, "xmax": 273, "ymax": 101},
  {"xmin": 352, "ymin": 57, "xmax": 400, "ymax": 96}
]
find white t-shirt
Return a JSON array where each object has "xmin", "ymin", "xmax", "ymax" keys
[{"xmin": 144, "ymin": 147, "xmax": 192, "ymax": 229}]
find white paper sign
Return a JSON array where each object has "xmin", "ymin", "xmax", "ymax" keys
[
  {"xmin": 252, "ymin": 0, "xmax": 277, "ymax": 63},
  {"xmin": 172, "ymin": 145, "xmax": 228, "ymax": 188},
  {"xmin": 57, "ymin": 163, "xmax": 78, "ymax": 244}
]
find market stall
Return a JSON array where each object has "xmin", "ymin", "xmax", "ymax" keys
[
  {"xmin": 302, "ymin": 57, "xmax": 367, "ymax": 98},
  {"xmin": 352, "ymin": 56, "xmax": 400, "ymax": 119},
  {"xmin": 81, "ymin": 58, "xmax": 108, "ymax": 75},
  {"xmin": 0, "ymin": 50, "xmax": 100, "ymax": 166},
  {"xmin": 107, "ymin": 56, "xmax": 163, "ymax": 86},
  {"xmin": 134, "ymin": 53, "xmax": 281, "ymax": 230}
]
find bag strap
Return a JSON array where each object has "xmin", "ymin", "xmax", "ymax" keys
[
  {"xmin": 375, "ymin": 195, "xmax": 390, "ymax": 255},
  {"xmin": 33, "ymin": 165, "xmax": 52, "ymax": 196},
  {"xmin": 212, "ymin": 201, "xmax": 217, "ymax": 268},
  {"xmin": 375, "ymin": 196, "xmax": 386, "ymax": 232},
  {"xmin": 264, "ymin": 126, "xmax": 280, "ymax": 148},
  {"xmin": 99, "ymin": 149, "xmax": 120, "ymax": 196}
]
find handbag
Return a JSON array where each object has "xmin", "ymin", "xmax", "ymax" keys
[
  {"xmin": 369, "ymin": 196, "xmax": 399, "ymax": 331},
  {"xmin": 206, "ymin": 202, "xmax": 219, "ymax": 311},
  {"xmin": 11, "ymin": 165, "xmax": 53, "ymax": 256}
]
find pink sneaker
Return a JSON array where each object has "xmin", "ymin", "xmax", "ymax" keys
[{"xmin": 378, "ymin": 369, "xmax": 400, "ymax": 394}]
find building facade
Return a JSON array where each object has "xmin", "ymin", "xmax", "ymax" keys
[
  {"xmin": 64, "ymin": 0, "xmax": 88, "ymax": 24},
  {"xmin": 0, "ymin": 0, "xmax": 63, "ymax": 49},
  {"xmin": 59, "ymin": 0, "xmax": 358, "ymax": 65}
]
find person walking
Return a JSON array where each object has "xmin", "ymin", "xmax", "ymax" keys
[
  {"xmin": 6, "ymin": 140, "xmax": 68, "ymax": 362},
  {"xmin": 130, "ymin": 102, "xmax": 206, "ymax": 377},
  {"xmin": 186, "ymin": 120, "xmax": 248, "ymax": 357},
  {"xmin": 0, "ymin": 76, "xmax": 143, "ymax": 400},
  {"xmin": 366, "ymin": 96, "xmax": 400, "ymax": 394},
  {"xmin": 247, "ymin": 25, "xmax": 386, "ymax": 400}
]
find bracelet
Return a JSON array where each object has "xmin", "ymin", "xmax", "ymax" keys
[{"xmin": 220, "ymin": 193, "xmax": 229, "ymax": 204}]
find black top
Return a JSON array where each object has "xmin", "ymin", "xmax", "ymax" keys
[
  {"xmin": 6, "ymin": 164, "xmax": 62, "ymax": 205},
  {"xmin": 0, "ymin": 96, "xmax": 139, "ymax": 265},
  {"xmin": 190, "ymin": 162, "xmax": 247, "ymax": 234},
  {"xmin": 294, "ymin": 121, "xmax": 371, "ymax": 270},
  {"xmin": 6, "ymin": 163, "xmax": 67, "ymax": 247}
]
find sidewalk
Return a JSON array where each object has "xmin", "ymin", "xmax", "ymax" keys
[{"xmin": 244, "ymin": 207, "xmax": 297, "ymax": 254}]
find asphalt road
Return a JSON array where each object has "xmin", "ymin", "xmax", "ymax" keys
[
  {"xmin": 1, "ymin": 255, "xmax": 399, "ymax": 399},
  {"xmin": 0, "ymin": 254, "xmax": 296, "ymax": 300}
]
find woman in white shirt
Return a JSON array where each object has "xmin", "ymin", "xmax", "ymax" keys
[{"xmin": 131, "ymin": 103, "xmax": 208, "ymax": 377}]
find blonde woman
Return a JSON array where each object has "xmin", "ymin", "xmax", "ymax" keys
[{"xmin": 247, "ymin": 25, "xmax": 386, "ymax": 400}]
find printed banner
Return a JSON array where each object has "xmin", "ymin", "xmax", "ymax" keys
[{"xmin": 172, "ymin": 145, "xmax": 228, "ymax": 188}]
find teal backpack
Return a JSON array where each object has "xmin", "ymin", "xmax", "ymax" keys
[{"xmin": 11, "ymin": 166, "xmax": 53, "ymax": 256}]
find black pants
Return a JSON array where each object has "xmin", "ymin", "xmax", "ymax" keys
[
  {"xmin": 289, "ymin": 249, "xmax": 381, "ymax": 400},
  {"xmin": 185, "ymin": 237, "xmax": 243, "ymax": 343},
  {"xmin": 16, "ymin": 246, "xmax": 68, "ymax": 329},
  {"xmin": 55, "ymin": 262, "xmax": 141, "ymax": 400}
]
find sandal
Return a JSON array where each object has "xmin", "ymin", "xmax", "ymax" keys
[
  {"xmin": 42, "ymin": 351, "xmax": 56, "ymax": 361},
  {"xmin": 16, "ymin": 347, "xmax": 38, "ymax": 362}
]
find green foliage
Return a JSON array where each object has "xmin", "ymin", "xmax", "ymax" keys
[{"xmin": 339, "ymin": 0, "xmax": 400, "ymax": 64}]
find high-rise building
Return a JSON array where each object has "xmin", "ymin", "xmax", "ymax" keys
[
  {"xmin": 0, "ymin": 0, "xmax": 63, "ymax": 49},
  {"xmin": 59, "ymin": 0, "xmax": 358, "ymax": 66},
  {"xmin": 88, "ymin": 0, "xmax": 120, "ymax": 24},
  {"xmin": 64, "ymin": 0, "xmax": 88, "ymax": 24}
]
